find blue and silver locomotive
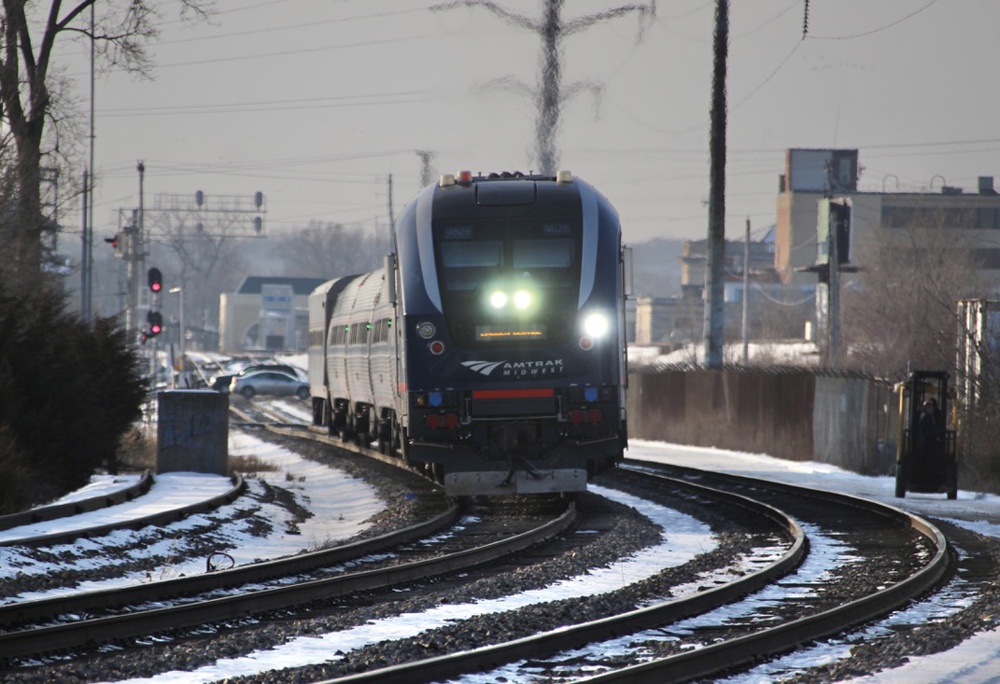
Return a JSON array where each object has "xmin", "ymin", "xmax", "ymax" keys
[{"xmin": 309, "ymin": 170, "xmax": 631, "ymax": 496}]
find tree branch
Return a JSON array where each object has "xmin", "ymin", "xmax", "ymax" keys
[{"xmin": 430, "ymin": 0, "xmax": 540, "ymax": 32}]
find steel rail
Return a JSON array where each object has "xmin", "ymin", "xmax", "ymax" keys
[
  {"xmin": 0, "ymin": 503, "xmax": 459, "ymax": 628},
  {"xmin": 0, "ymin": 470, "xmax": 154, "ymax": 532},
  {"xmin": 0, "ymin": 473, "xmax": 246, "ymax": 548},
  {"xmin": 312, "ymin": 470, "xmax": 806, "ymax": 684},
  {"xmin": 571, "ymin": 464, "xmax": 952, "ymax": 683},
  {"xmin": 0, "ymin": 500, "xmax": 575, "ymax": 662},
  {"xmin": 229, "ymin": 401, "xmax": 425, "ymax": 477}
]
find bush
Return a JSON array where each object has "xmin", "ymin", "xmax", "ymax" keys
[
  {"xmin": 0, "ymin": 426, "xmax": 33, "ymax": 512},
  {"xmin": 0, "ymin": 287, "xmax": 147, "ymax": 512}
]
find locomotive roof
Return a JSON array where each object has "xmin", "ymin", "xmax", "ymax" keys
[{"xmin": 429, "ymin": 170, "xmax": 598, "ymax": 218}]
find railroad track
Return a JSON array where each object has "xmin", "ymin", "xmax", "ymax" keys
[
  {"xmin": 224, "ymin": 398, "xmax": 952, "ymax": 684},
  {"xmin": 280, "ymin": 466, "xmax": 946, "ymax": 684},
  {"xmin": 2, "ymin": 395, "xmax": 952, "ymax": 682},
  {"xmin": 0, "ymin": 496, "xmax": 575, "ymax": 664},
  {"xmin": 0, "ymin": 472, "xmax": 245, "ymax": 548}
]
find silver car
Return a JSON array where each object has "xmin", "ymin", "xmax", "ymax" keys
[{"xmin": 230, "ymin": 370, "xmax": 309, "ymax": 400}]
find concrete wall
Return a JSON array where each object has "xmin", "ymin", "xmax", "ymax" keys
[{"xmin": 627, "ymin": 369, "xmax": 897, "ymax": 475}]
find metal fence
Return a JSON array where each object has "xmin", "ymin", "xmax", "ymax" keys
[{"xmin": 626, "ymin": 368, "xmax": 899, "ymax": 475}]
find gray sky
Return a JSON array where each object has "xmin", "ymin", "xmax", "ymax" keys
[{"xmin": 58, "ymin": 0, "xmax": 1000, "ymax": 247}]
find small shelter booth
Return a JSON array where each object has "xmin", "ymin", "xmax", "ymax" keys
[{"xmin": 895, "ymin": 371, "xmax": 958, "ymax": 499}]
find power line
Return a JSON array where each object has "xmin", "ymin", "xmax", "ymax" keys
[
  {"xmin": 99, "ymin": 92, "xmax": 432, "ymax": 118},
  {"xmin": 153, "ymin": 7, "xmax": 431, "ymax": 47},
  {"xmin": 807, "ymin": 0, "xmax": 943, "ymax": 40}
]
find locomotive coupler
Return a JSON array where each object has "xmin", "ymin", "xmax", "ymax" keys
[{"xmin": 493, "ymin": 422, "xmax": 546, "ymax": 486}]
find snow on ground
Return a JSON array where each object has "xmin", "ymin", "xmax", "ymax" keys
[
  {"xmin": 103, "ymin": 485, "xmax": 715, "ymax": 684},
  {"xmin": 0, "ymin": 472, "xmax": 233, "ymax": 545},
  {"xmin": 626, "ymin": 440, "xmax": 1000, "ymax": 527},
  {"xmin": 627, "ymin": 440, "xmax": 1000, "ymax": 684},
  {"xmin": 629, "ymin": 342, "xmax": 822, "ymax": 368},
  {"xmin": 9, "ymin": 434, "xmax": 1000, "ymax": 683},
  {"xmin": 0, "ymin": 431, "xmax": 383, "ymax": 603},
  {"xmin": 37, "ymin": 473, "xmax": 144, "ymax": 506}
]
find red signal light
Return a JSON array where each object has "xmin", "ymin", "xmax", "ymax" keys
[
  {"xmin": 147, "ymin": 311, "xmax": 163, "ymax": 336},
  {"xmin": 147, "ymin": 267, "xmax": 163, "ymax": 293}
]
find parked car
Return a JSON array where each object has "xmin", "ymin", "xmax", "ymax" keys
[
  {"xmin": 236, "ymin": 364, "xmax": 301, "ymax": 379},
  {"xmin": 230, "ymin": 371, "xmax": 309, "ymax": 400}
]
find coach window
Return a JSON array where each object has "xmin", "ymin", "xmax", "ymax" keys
[
  {"xmin": 440, "ymin": 240, "xmax": 504, "ymax": 292},
  {"xmin": 512, "ymin": 238, "xmax": 575, "ymax": 286}
]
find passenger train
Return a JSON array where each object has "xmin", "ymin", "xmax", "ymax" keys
[{"xmin": 308, "ymin": 170, "xmax": 631, "ymax": 496}]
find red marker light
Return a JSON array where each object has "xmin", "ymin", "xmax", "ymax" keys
[{"xmin": 147, "ymin": 267, "xmax": 163, "ymax": 293}]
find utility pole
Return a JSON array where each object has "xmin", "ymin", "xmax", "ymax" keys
[
  {"xmin": 81, "ymin": 170, "xmax": 91, "ymax": 322},
  {"xmin": 138, "ymin": 160, "xmax": 146, "ymax": 324},
  {"xmin": 387, "ymin": 174, "xmax": 395, "ymax": 231},
  {"xmin": 433, "ymin": 0, "xmax": 654, "ymax": 175},
  {"xmin": 828, "ymin": 205, "xmax": 841, "ymax": 370},
  {"xmin": 825, "ymin": 161, "xmax": 840, "ymax": 369},
  {"xmin": 703, "ymin": 0, "xmax": 729, "ymax": 369},
  {"xmin": 81, "ymin": 2, "xmax": 96, "ymax": 323},
  {"xmin": 124, "ymin": 162, "xmax": 147, "ymax": 338},
  {"xmin": 416, "ymin": 150, "xmax": 435, "ymax": 187},
  {"xmin": 742, "ymin": 217, "xmax": 750, "ymax": 365}
]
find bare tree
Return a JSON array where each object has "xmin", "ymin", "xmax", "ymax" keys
[
  {"xmin": 841, "ymin": 216, "xmax": 987, "ymax": 379},
  {"xmin": 432, "ymin": 0, "xmax": 655, "ymax": 175},
  {"xmin": 275, "ymin": 222, "xmax": 382, "ymax": 280},
  {"xmin": 0, "ymin": 0, "xmax": 209, "ymax": 293}
]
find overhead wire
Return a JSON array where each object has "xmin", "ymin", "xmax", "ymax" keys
[{"xmin": 806, "ymin": 0, "xmax": 943, "ymax": 40}]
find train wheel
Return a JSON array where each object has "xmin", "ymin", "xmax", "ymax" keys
[
  {"xmin": 399, "ymin": 427, "xmax": 410, "ymax": 460},
  {"xmin": 326, "ymin": 402, "xmax": 337, "ymax": 436},
  {"xmin": 342, "ymin": 412, "xmax": 355, "ymax": 443},
  {"xmin": 377, "ymin": 417, "xmax": 391, "ymax": 454},
  {"xmin": 894, "ymin": 462, "xmax": 907, "ymax": 498}
]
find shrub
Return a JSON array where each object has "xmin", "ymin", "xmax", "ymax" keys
[{"xmin": 0, "ymin": 287, "xmax": 147, "ymax": 510}]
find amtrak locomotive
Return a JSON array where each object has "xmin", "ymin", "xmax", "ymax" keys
[{"xmin": 309, "ymin": 170, "xmax": 631, "ymax": 496}]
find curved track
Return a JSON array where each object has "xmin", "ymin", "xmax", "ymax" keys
[
  {"xmin": 0, "ymin": 499, "xmax": 575, "ymax": 664},
  {"xmin": 0, "ymin": 471, "xmax": 154, "ymax": 531},
  {"xmin": 3, "ymin": 393, "xmax": 949, "ymax": 682},
  {"xmin": 0, "ymin": 473, "xmax": 245, "ymax": 548},
  {"xmin": 297, "ymin": 465, "xmax": 949, "ymax": 684}
]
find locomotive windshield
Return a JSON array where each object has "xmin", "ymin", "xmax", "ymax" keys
[{"xmin": 434, "ymin": 219, "xmax": 581, "ymax": 347}]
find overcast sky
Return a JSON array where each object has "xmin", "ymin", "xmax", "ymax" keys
[{"xmin": 54, "ymin": 0, "xmax": 1000, "ymax": 249}]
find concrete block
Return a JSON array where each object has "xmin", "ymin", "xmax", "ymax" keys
[{"xmin": 157, "ymin": 390, "xmax": 229, "ymax": 475}]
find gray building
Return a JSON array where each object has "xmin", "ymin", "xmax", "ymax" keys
[{"xmin": 219, "ymin": 276, "xmax": 327, "ymax": 353}]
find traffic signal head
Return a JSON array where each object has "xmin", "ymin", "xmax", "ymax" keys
[
  {"xmin": 148, "ymin": 267, "xmax": 163, "ymax": 293},
  {"xmin": 147, "ymin": 311, "xmax": 163, "ymax": 336}
]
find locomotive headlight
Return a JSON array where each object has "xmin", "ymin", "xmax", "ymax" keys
[
  {"xmin": 490, "ymin": 291, "xmax": 508, "ymax": 309},
  {"xmin": 513, "ymin": 289, "xmax": 532, "ymax": 310},
  {"xmin": 583, "ymin": 312, "xmax": 610, "ymax": 338},
  {"xmin": 416, "ymin": 321, "xmax": 436, "ymax": 339}
]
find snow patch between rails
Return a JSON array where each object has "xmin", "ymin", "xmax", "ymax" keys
[{"xmin": 106, "ymin": 485, "xmax": 715, "ymax": 684}]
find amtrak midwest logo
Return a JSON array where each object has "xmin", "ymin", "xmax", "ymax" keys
[{"xmin": 462, "ymin": 359, "xmax": 565, "ymax": 377}]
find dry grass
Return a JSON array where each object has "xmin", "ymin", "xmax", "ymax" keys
[
  {"xmin": 116, "ymin": 428, "xmax": 157, "ymax": 471},
  {"xmin": 229, "ymin": 454, "xmax": 279, "ymax": 476},
  {"xmin": 116, "ymin": 427, "xmax": 280, "ymax": 477}
]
